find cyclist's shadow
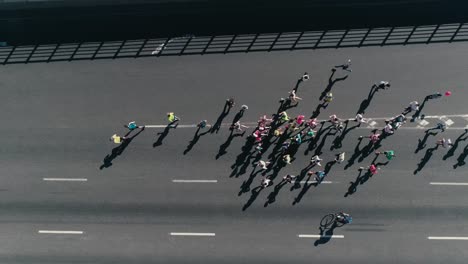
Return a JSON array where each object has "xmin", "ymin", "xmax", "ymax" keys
[{"xmin": 314, "ymin": 224, "xmax": 338, "ymax": 246}]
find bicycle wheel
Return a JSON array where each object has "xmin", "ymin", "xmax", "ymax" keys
[{"xmin": 320, "ymin": 214, "xmax": 336, "ymax": 228}]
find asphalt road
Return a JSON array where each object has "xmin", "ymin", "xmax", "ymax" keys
[{"xmin": 1, "ymin": 42, "xmax": 468, "ymax": 263}]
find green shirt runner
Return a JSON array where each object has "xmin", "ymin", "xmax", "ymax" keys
[{"xmin": 385, "ymin": 150, "xmax": 395, "ymax": 160}]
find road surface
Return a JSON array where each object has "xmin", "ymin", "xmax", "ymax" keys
[{"xmin": 0, "ymin": 41, "xmax": 468, "ymax": 263}]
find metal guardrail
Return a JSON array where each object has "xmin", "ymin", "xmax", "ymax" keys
[{"xmin": 1, "ymin": 23, "xmax": 468, "ymax": 64}]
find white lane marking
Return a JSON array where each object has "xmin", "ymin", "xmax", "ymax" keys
[
  {"xmin": 38, "ymin": 230, "xmax": 83, "ymax": 234},
  {"xmin": 299, "ymin": 180, "xmax": 334, "ymax": 184},
  {"xmin": 298, "ymin": 234, "xmax": 344, "ymax": 238},
  {"xmin": 430, "ymin": 182, "xmax": 468, "ymax": 186},
  {"xmin": 172, "ymin": 180, "xmax": 218, "ymax": 183},
  {"xmin": 145, "ymin": 125, "xmax": 197, "ymax": 128},
  {"xmin": 142, "ymin": 114, "xmax": 468, "ymax": 129},
  {"xmin": 170, "ymin": 232, "xmax": 215, "ymax": 236},
  {"xmin": 43, "ymin": 178, "xmax": 88, "ymax": 182},
  {"xmin": 428, "ymin": 236, "xmax": 468, "ymax": 240}
]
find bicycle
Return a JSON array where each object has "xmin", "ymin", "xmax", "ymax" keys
[{"xmin": 320, "ymin": 213, "xmax": 352, "ymax": 228}]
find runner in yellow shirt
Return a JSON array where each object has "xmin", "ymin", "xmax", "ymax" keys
[
  {"xmin": 167, "ymin": 112, "xmax": 180, "ymax": 123},
  {"xmin": 110, "ymin": 134, "xmax": 126, "ymax": 144}
]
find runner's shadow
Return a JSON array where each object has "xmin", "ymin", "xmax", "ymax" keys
[
  {"xmin": 453, "ymin": 144, "xmax": 468, "ymax": 169},
  {"xmin": 153, "ymin": 123, "xmax": 178, "ymax": 147},
  {"xmin": 356, "ymin": 85, "xmax": 377, "ymax": 115},
  {"xmin": 264, "ymin": 179, "xmax": 288, "ymax": 207},
  {"xmin": 242, "ymin": 186, "xmax": 263, "ymax": 211},
  {"xmin": 292, "ymin": 175, "xmax": 318, "ymax": 205},
  {"xmin": 100, "ymin": 128, "xmax": 144, "ymax": 170},
  {"xmin": 216, "ymin": 130, "xmax": 245, "ymax": 159},
  {"xmin": 230, "ymin": 137, "xmax": 255, "ymax": 177},
  {"xmin": 290, "ymin": 165, "xmax": 314, "ymax": 191},
  {"xmin": 314, "ymin": 224, "xmax": 338, "ymax": 246},
  {"xmin": 319, "ymin": 71, "xmax": 348, "ymax": 101},
  {"xmin": 310, "ymin": 103, "xmax": 326, "ymax": 119},
  {"xmin": 231, "ymin": 109, "xmax": 245, "ymax": 126},
  {"xmin": 239, "ymin": 168, "xmax": 263, "ymax": 196},
  {"xmin": 314, "ymin": 129, "xmax": 337, "ymax": 156},
  {"xmin": 443, "ymin": 130, "xmax": 468, "ymax": 160},
  {"xmin": 411, "ymin": 97, "xmax": 429, "ymax": 122},
  {"xmin": 415, "ymin": 131, "xmax": 437, "ymax": 154},
  {"xmin": 330, "ymin": 120, "xmax": 359, "ymax": 150},
  {"xmin": 344, "ymin": 137, "xmax": 364, "ymax": 170},
  {"xmin": 210, "ymin": 101, "xmax": 231, "ymax": 134},
  {"xmin": 183, "ymin": 127, "xmax": 211, "ymax": 155},
  {"xmin": 304, "ymin": 122, "xmax": 326, "ymax": 155},
  {"xmin": 344, "ymin": 169, "xmax": 366, "ymax": 197},
  {"xmin": 414, "ymin": 145, "xmax": 438, "ymax": 174}
]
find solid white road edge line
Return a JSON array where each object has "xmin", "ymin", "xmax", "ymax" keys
[
  {"xmin": 298, "ymin": 234, "xmax": 344, "ymax": 238},
  {"xmin": 170, "ymin": 232, "xmax": 215, "ymax": 236},
  {"xmin": 172, "ymin": 180, "xmax": 218, "ymax": 183},
  {"xmin": 428, "ymin": 236, "xmax": 468, "ymax": 240},
  {"xmin": 430, "ymin": 182, "xmax": 468, "ymax": 186},
  {"xmin": 38, "ymin": 230, "xmax": 84, "ymax": 234},
  {"xmin": 43, "ymin": 178, "xmax": 88, "ymax": 182}
]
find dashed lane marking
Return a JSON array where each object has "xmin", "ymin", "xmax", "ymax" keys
[
  {"xmin": 430, "ymin": 182, "xmax": 468, "ymax": 186},
  {"xmin": 172, "ymin": 180, "xmax": 218, "ymax": 183},
  {"xmin": 38, "ymin": 230, "xmax": 84, "ymax": 234},
  {"xmin": 43, "ymin": 178, "xmax": 88, "ymax": 182},
  {"xmin": 170, "ymin": 232, "xmax": 215, "ymax": 237},
  {"xmin": 428, "ymin": 236, "xmax": 468, "ymax": 240},
  {"xmin": 299, "ymin": 180, "xmax": 335, "ymax": 184},
  {"xmin": 142, "ymin": 114, "xmax": 468, "ymax": 129},
  {"xmin": 298, "ymin": 234, "xmax": 344, "ymax": 238}
]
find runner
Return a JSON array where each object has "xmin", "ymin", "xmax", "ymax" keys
[
  {"xmin": 289, "ymin": 90, "xmax": 302, "ymax": 103},
  {"xmin": 278, "ymin": 111, "xmax": 290, "ymax": 123},
  {"xmin": 313, "ymin": 170, "xmax": 327, "ymax": 182},
  {"xmin": 283, "ymin": 174, "xmax": 297, "ymax": 183},
  {"xmin": 226, "ymin": 97, "xmax": 235, "ymax": 108},
  {"xmin": 354, "ymin": 113, "xmax": 368, "ymax": 125},
  {"xmin": 403, "ymin": 101, "xmax": 419, "ymax": 114},
  {"xmin": 310, "ymin": 155, "xmax": 323, "ymax": 167},
  {"xmin": 333, "ymin": 59, "xmax": 352, "ymax": 72},
  {"xmin": 261, "ymin": 177, "xmax": 272, "ymax": 188},
  {"xmin": 359, "ymin": 132, "xmax": 381, "ymax": 144},
  {"xmin": 383, "ymin": 123, "xmax": 395, "ymax": 135},
  {"xmin": 305, "ymin": 118, "xmax": 318, "ymax": 129},
  {"xmin": 373, "ymin": 81, "xmax": 390, "ymax": 91},
  {"xmin": 359, "ymin": 164, "xmax": 379, "ymax": 176},
  {"xmin": 230, "ymin": 121, "xmax": 249, "ymax": 132},
  {"xmin": 255, "ymin": 160, "xmax": 271, "ymax": 170},
  {"xmin": 110, "ymin": 134, "xmax": 126, "ymax": 144},
  {"xmin": 125, "ymin": 121, "xmax": 144, "ymax": 131},
  {"xmin": 375, "ymin": 150, "xmax": 396, "ymax": 160},
  {"xmin": 323, "ymin": 92, "xmax": 333, "ymax": 106},
  {"xmin": 167, "ymin": 112, "xmax": 180, "ymax": 123},
  {"xmin": 335, "ymin": 152, "xmax": 346, "ymax": 164},
  {"xmin": 295, "ymin": 115, "xmax": 305, "ymax": 126},
  {"xmin": 282, "ymin": 154, "xmax": 292, "ymax": 164},
  {"xmin": 197, "ymin": 120, "xmax": 209, "ymax": 129},
  {"xmin": 436, "ymin": 138, "xmax": 453, "ymax": 148}
]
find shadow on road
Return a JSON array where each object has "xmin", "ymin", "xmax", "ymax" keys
[
  {"xmin": 183, "ymin": 127, "xmax": 211, "ymax": 155},
  {"xmin": 414, "ymin": 145, "xmax": 438, "ymax": 174},
  {"xmin": 443, "ymin": 130, "xmax": 468, "ymax": 160},
  {"xmin": 153, "ymin": 123, "xmax": 178, "ymax": 147},
  {"xmin": 319, "ymin": 71, "xmax": 348, "ymax": 101},
  {"xmin": 210, "ymin": 101, "xmax": 232, "ymax": 134},
  {"xmin": 100, "ymin": 128, "xmax": 144, "ymax": 170},
  {"xmin": 415, "ymin": 131, "xmax": 437, "ymax": 154},
  {"xmin": 453, "ymin": 144, "xmax": 468, "ymax": 169}
]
